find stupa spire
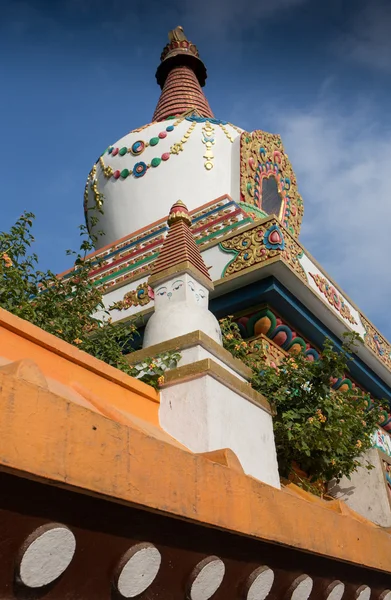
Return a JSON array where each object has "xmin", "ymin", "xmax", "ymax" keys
[
  {"xmin": 143, "ymin": 200, "xmax": 221, "ymax": 348},
  {"xmin": 149, "ymin": 200, "xmax": 213, "ymax": 289},
  {"xmin": 152, "ymin": 27, "xmax": 214, "ymax": 122}
]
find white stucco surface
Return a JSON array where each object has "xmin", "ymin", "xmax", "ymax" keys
[
  {"xmin": 328, "ymin": 449, "xmax": 391, "ymax": 527},
  {"xmin": 19, "ymin": 526, "xmax": 76, "ymax": 588},
  {"xmin": 117, "ymin": 544, "xmax": 161, "ymax": 598},
  {"xmin": 178, "ymin": 346, "xmax": 246, "ymax": 380},
  {"xmin": 86, "ymin": 119, "xmax": 242, "ymax": 249},
  {"xmin": 325, "ymin": 582, "xmax": 345, "ymax": 600},
  {"xmin": 201, "ymin": 244, "xmax": 234, "ymax": 281},
  {"xmin": 356, "ymin": 586, "xmax": 371, "ymax": 600},
  {"xmin": 299, "ymin": 253, "xmax": 366, "ymax": 337},
  {"xmin": 143, "ymin": 273, "xmax": 222, "ymax": 347},
  {"xmin": 246, "ymin": 566, "xmax": 274, "ymax": 600},
  {"xmin": 290, "ymin": 576, "xmax": 313, "ymax": 600},
  {"xmin": 189, "ymin": 558, "xmax": 225, "ymax": 600},
  {"xmin": 160, "ymin": 374, "xmax": 280, "ymax": 488}
]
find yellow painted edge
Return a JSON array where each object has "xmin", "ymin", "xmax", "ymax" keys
[
  {"xmin": 162, "ymin": 358, "xmax": 272, "ymax": 414},
  {"xmin": 126, "ymin": 330, "xmax": 252, "ymax": 380}
]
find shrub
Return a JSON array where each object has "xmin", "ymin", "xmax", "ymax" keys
[
  {"xmin": 0, "ymin": 212, "xmax": 178, "ymax": 388},
  {"xmin": 220, "ymin": 316, "xmax": 383, "ymax": 486}
]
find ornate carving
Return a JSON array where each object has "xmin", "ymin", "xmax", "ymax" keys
[
  {"xmin": 361, "ymin": 315, "xmax": 391, "ymax": 370},
  {"xmin": 237, "ymin": 307, "xmax": 391, "ymax": 432},
  {"xmin": 240, "ymin": 130, "xmax": 303, "ymax": 237},
  {"xmin": 248, "ymin": 334, "xmax": 286, "ymax": 368},
  {"xmin": 220, "ymin": 224, "xmax": 279, "ymax": 277},
  {"xmin": 220, "ymin": 220, "xmax": 307, "ymax": 281},
  {"xmin": 281, "ymin": 239, "xmax": 307, "ymax": 282},
  {"xmin": 309, "ymin": 273, "xmax": 357, "ymax": 325},
  {"xmin": 84, "ymin": 164, "xmax": 104, "ymax": 212},
  {"xmin": 111, "ymin": 283, "xmax": 151, "ymax": 311}
]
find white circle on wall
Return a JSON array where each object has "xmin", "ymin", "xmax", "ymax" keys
[
  {"xmin": 356, "ymin": 586, "xmax": 371, "ymax": 600},
  {"xmin": 289, "ymin": 575, "xmax": 313, "ymax": 600},
  {"xmin": 188, "ymin": 556, "xmax": 225, "ymax": 600},
  {"xmin": 245, "ymin": 566, "xmax": 274, "ymax": 600},
  {"xmin": 18, "ymin": 524, "xmax": 76, "ymax": 588},
  {"xmin": 115, "ymin": 543, "xmax": 161, "ymax": 598},
  {"xmin": 325, "ymin": 581, "xmax": 345, "ymax": 600}
]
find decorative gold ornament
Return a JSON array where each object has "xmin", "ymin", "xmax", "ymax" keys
[
  {"xmin": 240, "ymin": 130, "xmax": 303, "ymax": 238},
  {"xmin": 202, "ymin": 121, "xmax": 215, "ymax": 170},
  {"xmin": 219, "ymin": 123, "xmax": 235, "ymax": 143},
  {"xmin": 219, "ymin": 219, "xmax": 307, "ymax": 281},
  {"xmin": 361, "ymin": 315, "xmax": 391, "ymax": 371},
  {"xmin": 84, "ymin": 164, "xmax": 104, "ymax": 211},
  {"xmin": 309, "ymin": 273, "xmax": 358, "ymax": 325},
  {"xmin": 112, "ymin": 282, "xmax": 151, "ymax": 310}
]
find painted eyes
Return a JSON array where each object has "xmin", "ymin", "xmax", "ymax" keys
[
  {"xmin": 172, "ymin": 281, "xmax": 184, "ymax": 291},
  {"xmin": 156, "ymin": 281, "xmax": 206, "ymax": 302}
]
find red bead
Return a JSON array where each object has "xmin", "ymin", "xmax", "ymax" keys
[
  {"xmin": 161, "ymin": 152, "xmax": 170, "ymax": 161},
  {"xmin": 112, "ymin": 148, "xmax": 119, "ymax": 156},
  {"xmin": 158, "ymin": 131, "xmax": 167, "ymax": 139},
  {"xmin": 113, "ymin": 170, "xmax": 120, "ymax": 179}
]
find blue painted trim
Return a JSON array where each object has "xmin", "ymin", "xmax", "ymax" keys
[
  {"xmin": 209, "ymin": 276, "xmax": 391, "ymax": 402},
  {"xmin": 73, "ymin": 200, "xmax": 238, "ymax": 280},
  {"xmin": 192, "ymin": 200, "xmax": 235, "ymax": 224}
]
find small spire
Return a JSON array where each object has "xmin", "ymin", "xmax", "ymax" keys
[
  {"xmin": 167, "ymin": 200, "xmax": 192, "ymax": 227},
  {"xmin": 149, "ymin": 201, "xmax": 213, "ymax": 289},
  {"xmin": 152, "ymin": 27, "xmax": 214, "ymax": 122}
]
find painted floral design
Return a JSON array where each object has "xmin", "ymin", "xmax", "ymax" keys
[{"xmin": 309, "ymin": 273, "xmax": 358, "ymax": 325}]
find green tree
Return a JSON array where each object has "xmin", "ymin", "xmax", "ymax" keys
[
  {"xmin": 0, "ymin": 212, "xmax": 178, "ymax": 388},
  {"xmin": 220, "ymin": 316, "xmax": 383, "ymax": 488}
]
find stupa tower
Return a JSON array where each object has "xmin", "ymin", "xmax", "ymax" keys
[
  {"xmin": 81, "ymin": 27, "xmax": 391, "ymax": 530},
  {"xmin": 152, "ymin": 26, "xmax": 214, "ymax": 121}
]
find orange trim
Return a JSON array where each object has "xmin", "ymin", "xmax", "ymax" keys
[
  {"xmin": 1, "ymin": 307, "xmax": 391, "ymax": 573},
  {"xmin": 1, "ymin": 360, "xmax": 391, "ymax": 573},
  {"xmin": 0, "ymin": 309, "xmax": 160, "ymax": 425}
]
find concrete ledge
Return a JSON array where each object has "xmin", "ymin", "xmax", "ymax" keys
[
  {"xmin": 162, "ymin": 357, "xmax": 272, "ymax": 415},
  {"xmin": 127, "ymin": 330, "xmax": 253, "ymax": 380}
]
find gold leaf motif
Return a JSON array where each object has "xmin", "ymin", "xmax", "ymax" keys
[
  {"xmin": 361, "ymin": 315, "xmax": 391, "ymax": 370},
  {"xmin": 220, "ymin": 219, "xmax": 307, "ymax": 281},
  {"xmin": 240, "ymin": 130, "xmax": 303, "ymax": 238}
]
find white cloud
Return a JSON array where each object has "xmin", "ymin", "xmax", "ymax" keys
[
  {"xmin": 336, "ymin": 0, "xmax": 391, "ymax": 72},
  {"xmin": 271, "ymin": 98, "xmax": 391, "ymax": 338}
]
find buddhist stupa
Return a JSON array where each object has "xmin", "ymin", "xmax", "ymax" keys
[
  {"xmin": 84, "ymin": 26, "xmax": 302, "ymax": 249},
  {"xmin": 1, "ymin": 25, "xmax": 391, "ymax": 599}
]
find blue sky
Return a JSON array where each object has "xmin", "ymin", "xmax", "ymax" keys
[{"xmin": 1, "ymin": 0, "xmax": 391, "ymax": 338}]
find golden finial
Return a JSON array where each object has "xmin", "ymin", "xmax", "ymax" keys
[
  {"xmin": 167, "ymin": 200, "xmax": 192, "ymax": 227},
  {"xmin": 168, "ymin": 26, "xmax": 188, "ymax": 43}
]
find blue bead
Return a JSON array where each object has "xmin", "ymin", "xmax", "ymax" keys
[{"xmin": 166, "ymin": 125, "xmax": 174, "ymax": 132}]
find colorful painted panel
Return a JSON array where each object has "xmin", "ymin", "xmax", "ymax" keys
[
  {"xmin": 361, "ymin": 315, "xmax": 391, "ymax": 371},
  {"xmin": 219, "ymin": 220, "xmax": 306, "ymax": 281},
  {"xmin": 73, "ymin": 197, "xmax": 252, "ymax": 292},
  {"xmin": 240, "ymin": 130, "xmax": 304, "ymax": 237},
  {"xmin": 236, "ymin": 307, "xmax": 391, "ymax": 433},
  {"xmin": 372, "ymin": 429, "xmax": 391, "ymax": 459},
  {"xmin": 309, "ymin": 273, "xmax": 358, "ymax": 325}
]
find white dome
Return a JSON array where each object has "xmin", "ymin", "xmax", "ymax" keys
[{"xmin": 85, "ymin": 116, "xmax": 243, "ymax": 249}]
